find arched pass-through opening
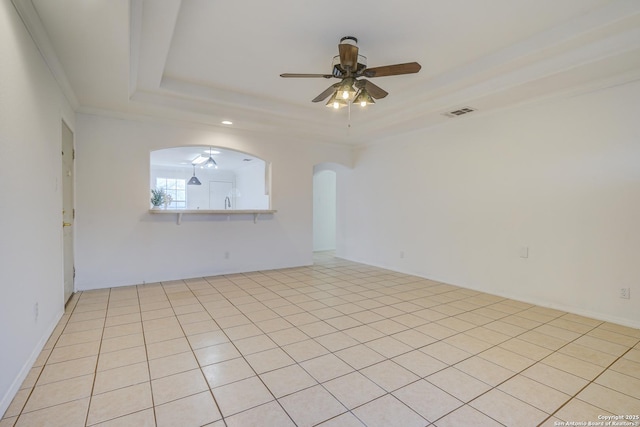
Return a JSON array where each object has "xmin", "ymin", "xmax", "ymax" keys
[{"xmin": 150, "ymin": 146, "xmax": 271, "ymax": 210}]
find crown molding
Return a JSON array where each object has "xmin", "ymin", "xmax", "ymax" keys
[{"xmin": 11, "ymin": 0, "xmax": 79, "ymax": 110}]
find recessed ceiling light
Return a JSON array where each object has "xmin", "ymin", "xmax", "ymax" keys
[{"xmin": 221, "ymin": 120, "xmax": 233, "ymax": 125}]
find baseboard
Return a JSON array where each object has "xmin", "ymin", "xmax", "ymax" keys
[
  {"xmin": 0, "ymin": 309, "xmax": 63, "ymax": 418},
  {"xmin": 313, "ymin": 247, "xmax": 336, "ymax": 252},
  {"xmin": 336, "ymin": 254, "xmax": 640, "ymax": 330},
  {"xmin": 464, "ymin": 286, "xmax": 640, "ymax": 330}
]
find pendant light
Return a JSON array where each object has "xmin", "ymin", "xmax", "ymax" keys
[
  {"xmin": 205, "ymin": 147, "xmax": 217, "ymax": 168},
  {"xmin": 188, "ymin": 164, "xmax": 201, "ymax": 185}
]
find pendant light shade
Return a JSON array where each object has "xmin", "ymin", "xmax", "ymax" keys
[
  {"xmin": 188, "ymin": 164, "xmax": 201, "ymax": 185},
  {"xmin": 353, "ymin": 88, "xmax": 375, "ymax": 107},
  {"xmin": 325, "ymin": 92, "xmax": 349, "ymax": 109},
  {"xmin": 336, "ymin": 77, "xmax": 356, "ymax": 101},
  {"xmin": 205, "ymin": 147, "xmax": 217, "ymax": 168}
]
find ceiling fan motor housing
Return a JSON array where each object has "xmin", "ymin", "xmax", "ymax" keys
[
  {"xmin": 338, "ymin": 36, "xmax": 360, "ymax": 70},
  {"xmin": 332, "ymin": 55, "xmax": 367, "ymax": 77},
  {"xmin": 340, "ymin": 36, "xmax": 358, "ymax": 45}
]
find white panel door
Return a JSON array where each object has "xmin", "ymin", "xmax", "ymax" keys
[{"xmin": 62, "ymin": 121, "xmax": 74, "ymax": 303}]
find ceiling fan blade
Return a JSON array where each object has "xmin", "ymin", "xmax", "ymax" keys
[
  {"xmin": 363, "ymin": 62, "xmax": 421, "ymax": 78},
  {"xmin": 280, "ymin": 73, "xmax": 333, "ymax": 79},
  {"xmin": 358, "ymin": 79, "xmax": 388, "ymax": 99},
  {"xmin": 312, "ymin": 83, "xmax": 339, "ymax": 102},
  {"xmin": 338, "ymin": 43, "xmax": 359, "ymax": 70}
]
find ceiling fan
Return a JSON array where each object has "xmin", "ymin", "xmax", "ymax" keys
[{"xmin": 280, "ymin": 36, "xmax": 421, "ymax": 109}]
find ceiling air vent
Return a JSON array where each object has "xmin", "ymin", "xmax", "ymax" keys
[{"xmin": 444, "ymin": 107, "xmax": 476, "ymax": 118}]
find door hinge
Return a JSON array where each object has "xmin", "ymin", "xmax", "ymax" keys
[
  {"xmin": 73, "ymin": 266, "xmax": 76, "ymax": 279},
  {"xmin": 73, "ymin": 209, "xmax": 75, "ymax": 219},
  {"xmin": 72, "ymin": 149, "xmax": 75, "ymax": 160}
]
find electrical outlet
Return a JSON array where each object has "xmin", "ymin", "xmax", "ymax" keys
[
  {"xmin": 225, "ymin": 251, "xmax": 230, "ymax": 260},
  {"xmin": 34, "ymin": 302, "xmax": 39, "ymax": 322},
  {"xmin": 400, "ymin": 251, "xmax": 405, "ymax": 259},
  {"xmin": 620, "ymin": 288, "xmax": 631, "ymax": 299}
]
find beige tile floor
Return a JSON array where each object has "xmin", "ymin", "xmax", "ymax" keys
[{"xmin": 2, "ymin": 252, "xmax": 640, "ymax": 426}]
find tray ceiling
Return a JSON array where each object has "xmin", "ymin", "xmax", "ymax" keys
[{"xmin": 14, "ymin": 0, "xmax": 640, "ymax": 145}]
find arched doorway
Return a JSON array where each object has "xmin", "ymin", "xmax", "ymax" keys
[{"xmin": 313, "ymin": 167, "xmax": 337, "ymax": 252}]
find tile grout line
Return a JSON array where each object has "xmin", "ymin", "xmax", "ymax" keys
[
  {"xmin": 129, "ymin": 273, "xmax": 628, "ymax": 425},
  {"xmin": 134, "ymin": 283, "xmax": 158, "ymax": 427},
  {"xmin": 227, "ymin": 271, "xmax": 370, "ymax": 423},
  {"xmin": 209, "ymin": 272, "xmax": 332, "ymax": 425},
  {"xmin": 162, "ymin": 272, "xmax": 639, "ymax": 426},
  {"xmin": 159, "ymin": 279, "xmax": 229, "ymax": 426},
  {"xmin": 206, "ymin": 274, "xmax": 336, "ymax": 423},
  {"xmin": 5, "ymin": 257, "xmax": 639, "ymax": 427},
  {"xmin": 210, "ymin": 269, "xmax": 514, "ymax": 426},
  {"xmin": 9, "ymin": 295, "xmax": 78, "ymax": 424},
  {"xmin": 425, "ymin": 304, "xmax": 639, "ymax": 425},
  {"xmin": 276, "ymin": 264, "xmax": 637, "ymax": 424},
  {"xmin": 537, "ymin": 341, "xmax": 640, "ymax": 427},
  {"xmin": 276, "ymin": 282, "xmax": 604, "ymax": 426},
  {"xmin": 182, "ymin": 275, "xmax": 297, "ymax": 425},
  {"xmin": 81, "ymin": 288, "xmax": 109, "ymax": 427},
  {"xmin": 441, "ymin": 315, "xmax": 605, "ymax": 426},
  {"xmin": 85, "ymin": 288, "xmax": 148, "ymax": 426},
  {"xmin": 259, "ymin": 269, "xmax": 390, "ymax": 426}
]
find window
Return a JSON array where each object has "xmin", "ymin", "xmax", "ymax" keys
[{"xmin": 155, "ymin": 178, "xmax": 186, "ymax": 209}]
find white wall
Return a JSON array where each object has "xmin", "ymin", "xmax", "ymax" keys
[
  {"xmin": 0, "ymin": 1, "xmax": 73, "ymax": 416},
  {"xmin": 339, "ymin": 81, "xmax": 640, "ymax": 328},
  {"xmin": 75, "ymin": 114, "xmax": 351, "ymax": 289},
  {"xmin": 313, "ymin": 169, "xmax": 337, "ymax": 251}
]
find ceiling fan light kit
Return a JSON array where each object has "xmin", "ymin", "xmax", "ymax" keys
[{"xmin": 281, "ymin": 36, "xmax": 420, "ymax": 115}]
